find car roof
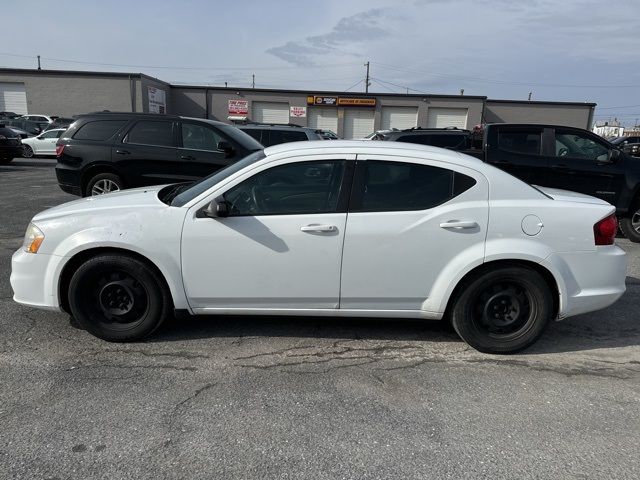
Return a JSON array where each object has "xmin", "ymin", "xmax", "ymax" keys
[
  {"xmin": 239, "ymin": 124, "xmax": 313, "ymax": 131},
  {"xmin": 76, "ymin": 112, "xmax": 229, "ymax": 127},
  {"xmin": 263, "ymin": 140, "xmax": 482, "ymax": 167}
]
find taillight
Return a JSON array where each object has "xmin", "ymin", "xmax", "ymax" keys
[
  {"xmin": 594, "ymin": 214, "xmax": 618, "ymax": 246},
  {"xmin": 55, "ymin": 143, "xmax": 65, "ymax": 157}
]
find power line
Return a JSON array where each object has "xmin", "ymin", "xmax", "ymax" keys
[
  {"xmin": 344, "ymin": 79, "xmax": 364, "ymax": 92},
  {"xmin": 371, "ymin": 61, "xmax": 640, "ymax": 88},
  {"xmin": 596, "ymin": 104, "xmax": 640, "ymax": 110},
  {"xmin": 370, "ymin": 78, "xmax": 400, "ymax": 93},
  {"xmin": 0, "ymin": 51, "xmax": 358, "ymax": 72}
]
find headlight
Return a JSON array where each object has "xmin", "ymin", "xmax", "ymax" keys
[{"xmin": 23, "ymin": 223, "xmax": 45, "ymax": 253}]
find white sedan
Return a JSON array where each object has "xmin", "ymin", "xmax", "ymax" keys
[
  {"xmin": 20, "ymin": 128, "xmax": 66, "ymax": 157},
  {"xmin": 10, "ymin": 141, "xmax": 627, "ymax": 353}
]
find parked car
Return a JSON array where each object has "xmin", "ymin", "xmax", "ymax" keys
[
  {"xmin": 20, "ymin": 114, "xmax": 54, "ymax": 123},
  {"xmin": 44, "ymin": 117, "xmax": 75, "ymax": 132},
  {"xmin": 317, "ymin": 129, "xmax": 339, "ymax": 140},
  {"xmin": 55, "ymin": 112, "xmax": 263, "ymax": 197},
  {"xmin": 373, "ymin": 127, "xmax": 471, "ymax": 149},
  {"xmin": 5, "ymin": 126, "xmax": 32, "ymax": 140},
  {"xmin": 21, "ymin": 128, "xmax": 66, "ymax": 157},
  {"xmin": 381, "ymin": 124, "xmax": 640, "ymax": 243},
  {"xmin": 2, "ymin": 117, "xmax": 49, "ymax": 135},
  {"xmin": 0, "ymin": 124, "xmax": 23, "ymax": 164},
  {"xmin": 610, "ymin": 136, "xmax": 640, "ymax": 157},
  {"xmin": 0, "ymin": 111, "xmax": 20, "ymax": 119},
  {"xmin": 12, "ymin": 141, "xmax": 626, "ymax": 353},
  {"xmin": 238, "ymin": 124, "xmax": 323, "ymax": 147}
]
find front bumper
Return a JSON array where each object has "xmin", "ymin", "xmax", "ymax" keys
[
  {"xmin": 543, "ymin": 246, "xmax": 627, "ymax": 319},
  {"xmin": 10, "ymin": 249, "xmax": 62, "ymax": 312}
]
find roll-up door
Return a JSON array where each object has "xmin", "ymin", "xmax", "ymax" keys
[
  {"xmin": 252, "ymin": 102, "xmax": 289, "ymax": 124},
  {"xmin": 343, "ymin": 109, "xmax": 375, "ymax": 139},
  {"xmin": 381, "ymin": 106, "xmax": 418, "ymax": 130},
  {"xmin": 308, "ymin": 107, "xmax": 338, "ymax": 133},
  {"xmin": 0, "ymin": 83, "xmax": 27, "ymax": 115},
  {"xmin": 426, "ymin": 108, "xmax": 468, "ymax": 129}
]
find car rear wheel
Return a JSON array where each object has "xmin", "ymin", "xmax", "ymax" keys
[
  {"xmin": 619, "ymin": 208, "xmax": 640, "ymax": 243},
  {"xmin": 22, "ymin": 145, "xmax": 34, "ymax": 158},
  {"xmin": 85, "ymin": 172, "xmax": 123, "ymax": 196},
  {"xmin": 67, "ymin": 254, "xmax": 171, "ymax": 342},
  {"xmin": 450, "ymin": 266, "xmax": 553, "ymax": 354}
]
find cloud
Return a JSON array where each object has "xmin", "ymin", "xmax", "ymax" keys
[{"xmin": 267, "ymin": 8, "xmax": 390, "ymax": 66}]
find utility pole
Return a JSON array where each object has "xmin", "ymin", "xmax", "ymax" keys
[
  {"xmin": 364, "ymin": 61, "xmax": 370, "ymax": 93},
  {"xmin": 37, "ymin": 55, "xmax": 41, "ymax": 70},
  {"xmin": 252, "ymin": 74, "xmax": 255, "ymax": 89},
  {"xmin": 528, "ymin": 91, "xmax": 532, "ymax": 101}
]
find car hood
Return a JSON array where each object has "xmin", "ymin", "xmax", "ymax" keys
[
  {"xmin": 534, "ymin": 185, "xmax": 612, "ymax": 206},
  {"xmin": 33, "ymin": 185, "xmax": 169, "ymax": 222}
]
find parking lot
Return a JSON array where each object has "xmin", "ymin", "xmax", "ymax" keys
[{"xmin": 1, "ymin": 159, "xmax": 639, "ymax": 479}]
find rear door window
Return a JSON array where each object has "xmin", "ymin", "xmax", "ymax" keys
[
  {"xmin": 268, "ymin": 130, "xmax": 309, "ymax": 146},
  {"xmin": 73, "ymin": 120, "xmax": 128, "ymax": 141},
  {"xmin": 497, "ymin": 130, "xmax": 542, "ymax": 155},
  {"xmin": 124, "ymin": 120, "xmax": 175, "ymax": 147}
]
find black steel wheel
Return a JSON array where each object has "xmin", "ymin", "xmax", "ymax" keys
[
  {"xmin": 68, "ymin": 254, "xmax": 171, "ymax": 341},
  {"xmin": 451, "ymin": 266, "xmax": 553, "ymax": 354}
]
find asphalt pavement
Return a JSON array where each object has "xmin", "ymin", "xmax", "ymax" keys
[{"xmin": 1, "ymin": 159, "xmax": 639, "ymax": 479}]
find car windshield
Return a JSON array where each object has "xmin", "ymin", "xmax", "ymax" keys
[{"xmin": 170, "ymin": 150, "xmax": 266, "ymax": 207}]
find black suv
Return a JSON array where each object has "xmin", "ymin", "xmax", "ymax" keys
[
  {"xmin": 371, "ymin": 127, "xmax": 472, "ymax": 150},
  {"xmin": 238, "ymin": 124, "xmax": 323, "ymax": 147},
  {"xmin": 55, "ymin": 113, "xmax": 263, "ymax": 197}
]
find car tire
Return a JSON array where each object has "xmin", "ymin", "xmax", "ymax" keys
[
  {"xmin": 619, "ymin": 209, "xmax": 640, "ymax": 243},
  {"xmin": 67, "ymin": 254, "xmax": 172, "ymax": 342},
  {"xmin": 450, "ymin": 266, "xmax": 553, "ymax": 354},
  {"xmin": 22, "ymin": 145, "xmax": 34, "ymax": 158},
  {"xmin": 85, "ymin": 172, "xmax": 123, "ymax": 196}
]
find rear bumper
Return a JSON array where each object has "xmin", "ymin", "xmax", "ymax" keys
[
  {"xmin": 542, "ymin": 246, "xmax": 627, "ymax": 319},
  {"xmin": 55, "ymin": 166, "xmax": 82, "ymax": 196}
]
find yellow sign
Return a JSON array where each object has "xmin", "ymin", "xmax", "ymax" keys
[{"xmin": 337, "ymin": 98, "xmax": 376, "ymax": 107}]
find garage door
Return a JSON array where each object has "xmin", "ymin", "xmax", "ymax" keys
[
  {"xmin": 0, "ymin": 83, "xmax": 27, "ymax": 115},
  {"xmin": 343, "ymin": 109, "xmax": 375, "ymax": 139},
  {"xmin": 308, "ymin": 107, "xmax": 338, "ymax": 133},
  {"xmin": 252, "ymin": 102, "xmax": 289, "ymax": 124},
  {"xmin": 426, "ymin": 108, "xmax": 468, "ymax": 129},
  {"xmin": 381, "ymin": 106, "xmax": 418, "ymax": 130}
]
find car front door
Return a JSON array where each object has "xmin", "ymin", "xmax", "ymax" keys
[
  {"xmin": 181, "ymin": 155, "xmax": 354, "ymax": 311},
  {"xmin": 340, "ymin": 156, "xmax": 488, "ymax": 311},
  {"xmin": 178, "ymin": 122, "xmax": 239, "ymax": 179},
  {"xmin": 542, "ymin": 127, "xmax": 625, "ymax": 205},
  {"xmin": 114, "ymin": 119, "xmax": 179, "ymax": 187}
]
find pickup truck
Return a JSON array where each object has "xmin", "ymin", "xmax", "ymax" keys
[{"xmin": 376, "ymin": 124, "xmax": 640, "ymax": 242}]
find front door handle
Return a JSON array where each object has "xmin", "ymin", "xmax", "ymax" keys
[
  {"xmin": 439, "ymin": 220, "xmax": 479, "ymax": 230},
  {"xmin": 115, "ymin": 149, "xmax": 130, "ymax": 155},
  {"xmin": 300, "ymin": 224, "xmax": 337, "ymax": 233},
  {"xmin": 181, "ymin": 155, "xmax": 196, "ymax": 161}
]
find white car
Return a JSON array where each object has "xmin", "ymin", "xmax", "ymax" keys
[
  {"xmin": 21, "ymin": 114, "xmax": 54, "ymax": 123},
  {"xmin": 10, "ymin": 141, "xmax": 627, "ymax": 353},
  {"xmin": 21, "ymin": 128, "xmax": 66, "ymax": 157}
]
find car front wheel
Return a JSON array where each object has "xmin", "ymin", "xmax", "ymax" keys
[
  {"xmin": 67, "ymin": 254, "xmax": 171, "ymax": 342},
  {"xmin": 450, "ymin": 266, "xmax": 553, "ymax": 354}
]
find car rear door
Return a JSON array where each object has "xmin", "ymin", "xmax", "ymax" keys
[
  {"xmin": 114, "ymin": 119, "xmax": 179, "ymax": 187},
  {"xmin": 181, "ymin": 154, "xmax": 354, "ymax": 311},
  {"xmin": 485, "ymin": 126, "xmax": 547, "ymax": 184},
  {"xmin": 178, "ymin": 121, "xmax": 240, "ymax": 179},
  {"xmin": 340, "ymin": 155, "xmax": 488, "ymax": 311}
]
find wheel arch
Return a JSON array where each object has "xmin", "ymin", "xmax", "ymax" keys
[
  {"xmin": 442, "ymin": 259, "xmax": 560, "ymax": 321},
  {"xmin": 58, "ymin": 246, "xmax": 175, "ymax": 314}
]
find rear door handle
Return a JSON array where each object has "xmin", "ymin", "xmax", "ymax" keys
[
  {"xmin": 439, "ymin": 220, "xmax": 479, "ymax": 229},
  {"xmin": 300, "ymin": 224, "xmax": 337, "ymax": 233},
  {"xmin": 181, "ymin": 155, "xmax": 196, "ymax": 161},
  {"xmin": 115, "ymin": 149, "xmax": 130, "ymax": 155}
]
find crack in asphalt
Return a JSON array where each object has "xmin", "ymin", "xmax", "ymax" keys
[
  {"xmin": 79, "ymin": 348, "xmax": 210, "ymax": 360},
  {"xmin": 66, "ymin": 363, "xmax": 198, "ymax": 372}
]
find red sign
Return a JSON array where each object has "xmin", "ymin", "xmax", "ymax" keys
[{"xmin": 228, "ymin": 100, "xmax": 248, "ymax": 115}]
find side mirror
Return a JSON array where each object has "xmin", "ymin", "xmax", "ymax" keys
[
  {"xmin": 202, "ymin": 197, "xmax": 230, "ymax": 218},
  {"xmin": 217, "ymin": 140, "xmax": 234, "ymax": 157}
]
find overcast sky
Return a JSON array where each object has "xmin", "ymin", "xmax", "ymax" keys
[{"xmin": 3, "ymin": 0, "xmax": 640, "ymax": 125}]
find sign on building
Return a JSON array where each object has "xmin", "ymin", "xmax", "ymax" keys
[
  {"xmin": 228, "ymin": 99, "xmax": 249, "ymax": 115},
  {"xmin": 290, "ymin": 106, "xmax": 307, "ymax": 118},
  {"xmin": 307, "ymin": 95, "xmax": 375, "ymax": 107},
  {"xmin": 148, "ymin": 86, "xmax": 166, "ymax": 114}
]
